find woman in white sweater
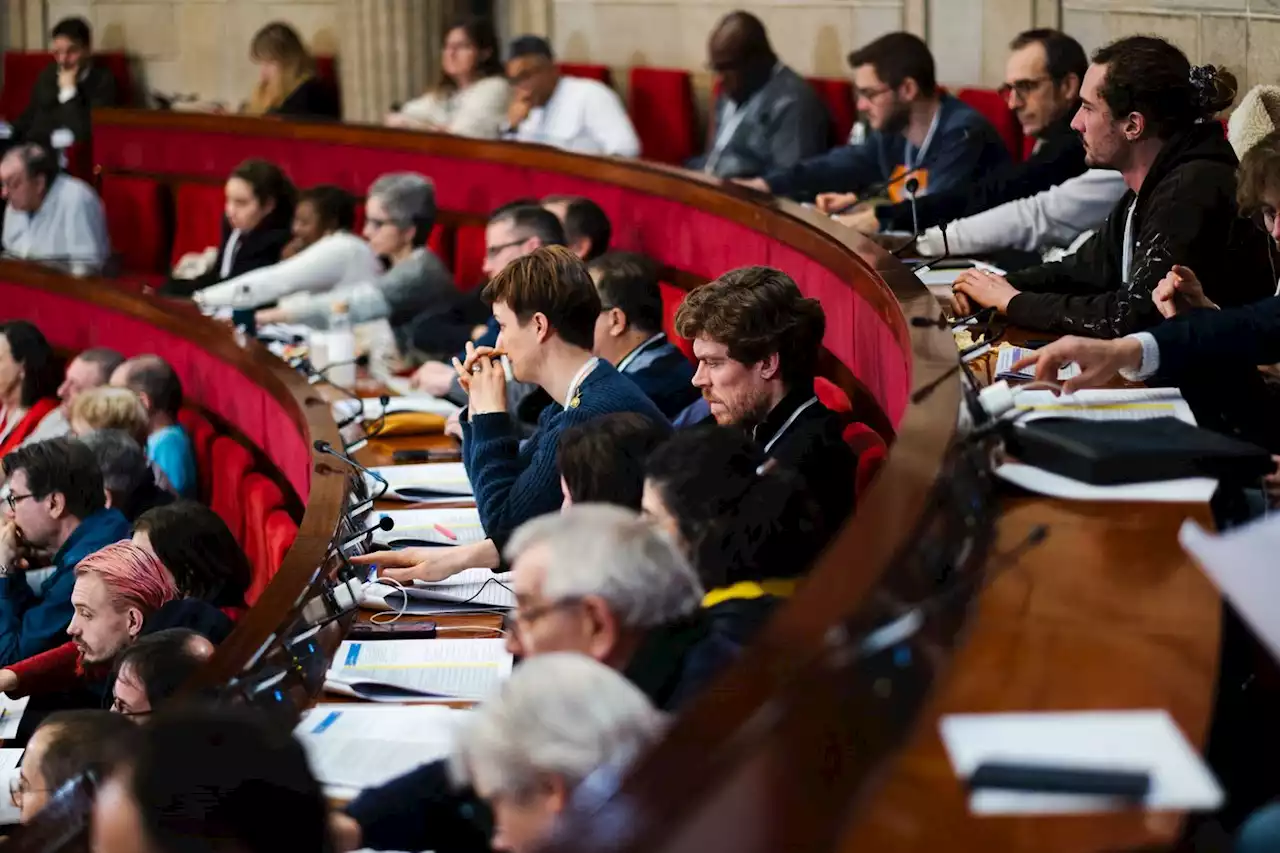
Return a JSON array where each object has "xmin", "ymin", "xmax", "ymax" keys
[
  {"xmin": 195, "ymin": 185, "xmax": 381, "ymax": 309},
  {"xmin": 385, "ymin": 16, "xmax": 510, "ymax": 139}
]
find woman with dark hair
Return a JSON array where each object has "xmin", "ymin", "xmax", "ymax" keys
[
  {"xmin": 194, "ymin": 184, "xmax": 381, "ymax": 310},
  {"xmin": 162, "ymin": 158, "xmax": 297, "ymax": 297},
  {"xmin": 245, "ymin": 21, "xmax": 339, "ymax": 119},
  {"xmin": 133, "ymin": 501, "xmax": 252, "ymax": 619},
  {"xmin": 0, "ymin": 320, "xmax": 66, "ymax": 456},
  {"xmin": 642, "ymin": 426, "xmax": 825, "ymax": 644},
  {"xmin": 386, "ymin": 17, "xmax": 509, "ymax": 138}
]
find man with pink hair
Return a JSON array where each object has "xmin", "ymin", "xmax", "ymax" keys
[{"xmin": 0, "ymin": 541, "xmax": 177, "ymax": 699}]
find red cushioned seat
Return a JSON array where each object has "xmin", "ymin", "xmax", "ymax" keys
[
  {"xmin": 209, "ymin": 435, "xmax": 254, "ymax": 545},
  {"xmin": 558, "ymin": 63, "xmax": 612, "ymax": 87},
  {"xmin": 814, "ymin": 376, "xmax": 852, "ymax": 414},
  {"xmin": 843, "ymin": 421, "xmax": 888, "ymax": 495},
  {"xmin": 452, "ymin": 224, "xmax": 486, "ymax": 290},
  {"xmin": 428, "ymin": 224, "xmax": 454, "ymax": 273},
  {"xmin": 807, "ymin": 77, "xmax": 856, "ymax": 148},
  {"xmin": 659, "ymin": 282, "xmax": 693, "ymax": 362},
  {"xmin": 0, "ymin": 50, "xmax": 134, "ymax": 119},
  {"xmin": 171, "ymin": 183, "xmax": 226, "ymax": 268},
  {"xmin": 957, "ymin": 88, "xmax": 1023, "ymax": 162},
  {"xmin": 258, "ymin": 509, "xmax": 299, "ymax": 605},
  {"xmin": 100, "ymin": 174, "xmax": 170, "ymax": 275},
  {"xmin": 177, "ymin": 409, "xmax": 216, "ymax": 503},
  {"xmin": 628, "ymin": 67, "xmax": 697, "ymax": 165},
  {"xmin": 241, "ymin": 472, "xmax": 286, "ymax": 603}
]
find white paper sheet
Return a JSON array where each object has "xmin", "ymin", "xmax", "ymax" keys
[
  {"xmin": 364, "ymin": 569, "xmax": 515, "ymax": 610},
  {"xmin": 375, "ymin": 508, "xmax": 485, "ymax": 545},
  {"xmin": 368, "ymin": 463, "xmax": 474, "ymax": 502},
  {"xmin": 996, "ymin": 462, "xmax": 1217, "ymax": 503},
  {"xmin": 940, "ymin": 710, "xmax": 1223, "ymax": 815},
  {"xmin": 1011, "ymin": 387, "xmax": 1196, "ymax": 426},
  {"xmin": 0, "ymin": 695, "xmax": 31, "ymax": 740},
  {"xmin": 327, "ymin": 638, "xmax": 513, "ymax": 701},
  {"xmin": 295, "ymin": 704, "xmax": 469, "ymax": 792},
  {"xmin": 0, "ymin": 749, "xmax": 23, "ymax": 826},
  {"xmin": 996, "ymin": 347, "xmax": 1083, "ymax": 382},
  {"xmin": 331, "ymin": 396, "xmax": 460, "ymax": 424},
  {"xmin": 1181, "ymin": 515, "xmax": 1280, "ymax": 664}
]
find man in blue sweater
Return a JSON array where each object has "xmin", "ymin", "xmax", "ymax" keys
[
  {"xmin": 737, "ymin": 31, "xmax": 1009, "ymax": 212},
  {"xmin": 0, "ymin": 437, "xmax": 130, "ymax": 666},
  {"xmin": 587, "ymin": 250, "xmax": 698, "ymax": 418}
]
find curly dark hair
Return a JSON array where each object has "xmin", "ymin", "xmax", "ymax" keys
[
  {"xmin": 1092, "ymin": 36, "xmax": 1236, "ymax": 140},
  {"xmin": 674, "ymin": 266, "xmax": 825, "ymax": 386}
]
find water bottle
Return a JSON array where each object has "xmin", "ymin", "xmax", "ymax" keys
[
  {"xmin": 231, "ymin": 284, "xmax": 255, "ymax": 347},
  {"xmin": 327, "ymin": 299, "xmax": 357, "ymax": 388}
]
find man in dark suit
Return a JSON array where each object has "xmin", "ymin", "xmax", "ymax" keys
[{"xmin": 12, "ymin": 18, "xmax": 119, "ymax": 150}]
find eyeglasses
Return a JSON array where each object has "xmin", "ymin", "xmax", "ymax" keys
[
  {"xmin": 854, "ymin": 85, "xmax": 894, "ymax": 101},
  {"xmin": 5, "ymin": 492, "xmax": 34, "ymax": 512},
  {"xmin": 485, "ymin": 238, "xmax": 529, "ymax": 259},
  {"xmin": 365, "ymin": 217, "xmax": 400, "ymax": 231},
  {"xmin": 513, "ymin": 596, "xmax": 583, "ymax": 630},
  {"xmin": 109, "ymin": 696, "xmax": 152, "ymax": 717},
  {"xmin": 9, "ymin": 775, "xmax": 48, "ymax": 808},
  {"xmin": 998, "ymin": 76, "xmax": 1052, "ymax": 103}
]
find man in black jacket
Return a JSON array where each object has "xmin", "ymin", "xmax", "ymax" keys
[
  {"xmin": 954, "ymin": 36, "xmax": 1275, "ymax": 338},
  {"xmin": 848, "ymin": 28, "xmax": 1088, "ymax": 235},
  {"xmin": 12, "ymin": 18, "xmax": 118, "ymax": 150}
]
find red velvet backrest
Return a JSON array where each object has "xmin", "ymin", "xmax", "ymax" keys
[
  {"xmin": 428, "ymin": 224, "xmax": 454, "ymax": 272},
  {"xmin": 452, "ymin": 224, "xmax": 487, "ymax": 290},
  {"xmin": 177, "ymin": 408, "xmax": 217, "ymax": 503},
  {"xmin": 807, "ymin": 77, "xmax": 856, "ymax": 148},
  {"xmin": 956, "ymin": 88, "xmax": 1024, "ymax": 162},
  {"xmin": 99, "ymin": 174, "xmax": 169, "ymax": 274},
  {"xmin": 171, "ymin": 183, "xmax": 225, "ymax": 266},
  {"xmin": 241, "ymin": 472, "xmax": 286, "ymax": 601},
  {"xmin": 659, "ymin": 282, "xmax": 694, "ymax": 362},
  {"xmin": 209, "ymin": 435, "xmax": 254, "ymax": 545},
  {"xmin": 628, "ymin": 67, "xmax": 698, "ymax": 165},
  {"xmin": 260, "ymin": 509, "xmax": 299, "ymax": 605},
  {"xmin": 814, "ymin": 376, "xmax": 852, "ymax": 414},
  {"xmin": 558, "ymin": 63, "xmax": 613, "ymax": 87},
  {"xmin": 0, "ymin": 51, "xmax": 133, "ymax": 118},
  {"xmin": 842, "ymin": 421, "xmax": 888, "ymax": 496}
]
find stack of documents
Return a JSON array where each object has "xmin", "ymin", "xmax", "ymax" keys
[
  {"xmin": 295, "ymin": 704, "xmax": 470, "ymax": 798},
  {"xmin": 362, "ymin": 569, "xmax": 516, "ymax": 615},
  {"xmin": 326, "ymin": 638, "xmax": 513, "ymax": 702},
  {"xmin": 375, "ymin": 507, "xmax": 486, "ymax": 546},
  {"xmin": 995, "ymin": 346, "xmax": 1082, "ymax": 382},
  {"xmin": 368, "ymin": 463, "xmax": 473, "ymax": 503},
  {"xmin": 1009, "ymin": 387, "xmax": 1196, "ymax": 425},
  {"xmin": 332, "ymin": 394, "xmax": 460, "ymax": 425}
]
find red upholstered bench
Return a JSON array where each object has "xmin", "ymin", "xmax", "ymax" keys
[
  {"xmin": 260, "ymin": 509, "xmax": 299, "ymax": 605},
  {"xmin": 807, "ymin": 77, "xmax": 856, "ymax": 148},
  {"xmin": 659, "ymin": 282, "xmax": 693, "ymax": 362},
  {"xmin": 956, "ymin": 88, "xmax": 1023, "ymax": 162},
  {"xmin": 558, "ymin": 63, "xmax": 613, "ymax": 87},
  {"xmin": 452, "ymin": 223, "xmax": 486, "ymax": 290},
  {"xmin": 171, "ymin": 182, "xmax": 226, "ymax": 268},
  {"xmin": 177, "ymin": 408, "xmax": 217, "ymax": 503},
  {"xmin": 242, "ymin": 472, "xmax": 286, "ymax": 601},
  {"xmin": 99, "ymin": 174, "xmax": 170, "ymax": 276},
  {"xmin": 628, "ymin": 67, "xmax": 697, "ymax": 165},
  {"xmin": 0, "ymin": 51, "xmax": 134, "ymax": 118},
  {"xmin": 209, "ymin": 435, "xmax": 254, "ymax": 545}
]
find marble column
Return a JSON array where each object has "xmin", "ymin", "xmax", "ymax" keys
[
  {"xmin": 337, "ymin": 0, "xmax": 463, "ymax": 124},
  {"xmin": 5, "ymin": 0, "xmax": 45, "ymax": 50}
]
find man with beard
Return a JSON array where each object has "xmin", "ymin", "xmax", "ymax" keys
[{"xmin": 736, "ymin": 32, "xmax": 1008, "ymax": 211}]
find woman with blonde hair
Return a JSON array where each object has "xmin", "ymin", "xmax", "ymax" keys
[
  {"xmin": 245, "ymin": 22, "xmax": 339, "ymax": 119},
  {"xmin": 68, "ymin": 385, "xmax": 148, "ymax": 444},
  {"xmin": 386, "ymin": 16, "xmax": 509, "ymax": 138}
]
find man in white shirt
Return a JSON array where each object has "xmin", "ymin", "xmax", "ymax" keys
[
  {"xmin": 502, "ymin": 36, "xmax": 640, "ymax": 158},
  {"xmin": 0, "ymin": 143, "xmax": 109, "ymax": 275}
]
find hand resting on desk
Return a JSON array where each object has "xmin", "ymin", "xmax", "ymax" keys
[
  {"xmin": 349, "ymin": 538, "xmax": 501, "ymax": 583},
  {"xmin": 951, "ymin": 268, "xmax": 1021, "ymax": 316}
]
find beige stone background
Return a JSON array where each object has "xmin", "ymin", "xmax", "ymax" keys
[{"xmin": 3, "ymin": 0, "xmax": 1280, "ymax": 121}]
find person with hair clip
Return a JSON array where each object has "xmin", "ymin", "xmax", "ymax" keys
[
  {"xmin": 557, "ymin": 412, "xmax": 671, "ymax": 509},
  {"xmin": 386, "ymin": 17, "xmax": 510, "ymax": 138},
  {"xmin": 193, "ymin": 183, "xmax": 380, "ymax": 310},
  {"xmin": 243, "ymin": 21, "xmax": 339, "ymax": 119},
  {"xmin": 953, "ymin": 36, "xmax": 1275, "ymax": 337},
  {"xmin": 643, "ymin": 426, "xmax": 825, "ymax": 645},
  {"xmin": 0, "ymin": 142, "xmax": 109, "ymax": 275},
  {"xmin": 162, "ymin": 158, "xmax": 297, "ymax": 297},
  {"xmin": 0, "ymin": 541, "xmax": 177, "ymax": 704},
  {"xmin": 0, "ymin": 321, "xmax": 68, "ymax": 457}
]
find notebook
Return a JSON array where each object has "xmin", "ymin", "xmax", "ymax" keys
[
  {"xmin": 325, "ymin": 638, "xmax": 513, "ymax": 702},
  {"xmin": 375, "ymin": 508, "xmax": 486, "ymax": 546}
]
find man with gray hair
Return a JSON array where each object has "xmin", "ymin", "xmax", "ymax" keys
[
  {"xmin": 268, "ymin": 171, "xmax": 454, "ymax": 353},
  {"xmin": 0, "ymin": 142, "xmax": 109, "ymax": 274},
  {"xmin": 338, "ymin": 506, "xmax": 739, "ymax": 853},
  {"xmin": 57, "ymin": 347, "xmax": 124, "ymax": 414},
  {"xmin": 78, "ymin": 429, "xmax": 173, "ymax": 522}
]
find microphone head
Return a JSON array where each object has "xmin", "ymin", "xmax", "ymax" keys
[
  {"xmin": 377, "ymin": 516, "xmax": 394, "ymax": 531},
  {"xmin": 905, "ymin": 177, "xmax": 920, "ymax": 195},
  {"xmin": 313, "ymin": 439, "xmax": 332, "ymax": 453},
  {"xmin": 355, "ymin": 353, "xmax": 371, "ymax": 368}
]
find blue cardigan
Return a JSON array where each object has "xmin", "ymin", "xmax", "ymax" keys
[
  {"xmin": 763, "ymin": 93, "xmax": 1010, "ymax": 203},
  {"xmin": 0, "ymin": 508, "xmax": 130, "ymax": 666},
  {"xmin": 462, "ymin": 360, "xmax": 670, "ymax": 543}
]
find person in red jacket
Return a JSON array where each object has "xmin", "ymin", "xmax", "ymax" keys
[{"xmin": 0, "ymin": 541, "xmax": 176, "ymax": 699}]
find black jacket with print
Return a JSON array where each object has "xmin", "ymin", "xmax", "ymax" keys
[{"xmin": 1004, "ymin": 122, "xmax": 1276, "ymax": 338}]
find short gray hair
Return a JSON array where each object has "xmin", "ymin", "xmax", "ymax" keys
[
  {"xmin": 78, "ymin": 429, "xmax": 150, "ymax": 499},
  {"xmin": 450, "ymin": 653, "xmax": 663, "ymax": 799},
  {"xmin": 367, "ymin": 172, "xmax": 436, "ymax": 244},
  {"xmin": 505, "ymin": 504, "xmax": 703, "ymax": 629}
]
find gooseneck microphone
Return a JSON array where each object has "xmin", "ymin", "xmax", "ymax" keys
[
  {"xmin": 338, "ymin": 515, "xmax": 394, "ymax": 553},
  {"xmin": 314, "ymin": 439, "xmax": 390, "ymax": 513}
]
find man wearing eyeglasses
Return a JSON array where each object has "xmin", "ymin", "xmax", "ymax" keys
[
  {"xmin": 839, "ymin": 29, "xmax": 1089, "ymax": 237},
  {"xmin": 0, "ymin": 438, "xmax": 129, "ymax": 666}
]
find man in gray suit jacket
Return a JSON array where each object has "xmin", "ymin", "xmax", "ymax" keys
[{"xmin": 687, "ymin": 12, "xmax": 830, "ymax": 180}]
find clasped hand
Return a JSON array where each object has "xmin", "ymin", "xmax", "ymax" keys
[{"xmin": 452, "ymin": 342, "xmax": 507, "ymax": 416}]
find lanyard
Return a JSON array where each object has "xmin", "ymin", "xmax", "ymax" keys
[
  {"xmin": 759, "ymin": 396, "xmax": 819, "ymax": 455},
  {"xmin": 1121, "ymin": 199, "xmax": 1138, "ymax": 286},
  {"xmin": 616, "ymin": 333, "xmax": 664, "ymax": 374},
  {"xmin": 565, "ymin": 357, "xmax": 599, "ymax": 408},
  {"xmin": 903, "ymin": 104, "xmax": 942, "ymax": 174}
]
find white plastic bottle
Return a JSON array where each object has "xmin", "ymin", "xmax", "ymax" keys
[{"xmin": 327, "ymin": 299, "xmax": 358, "ymax": 388}]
